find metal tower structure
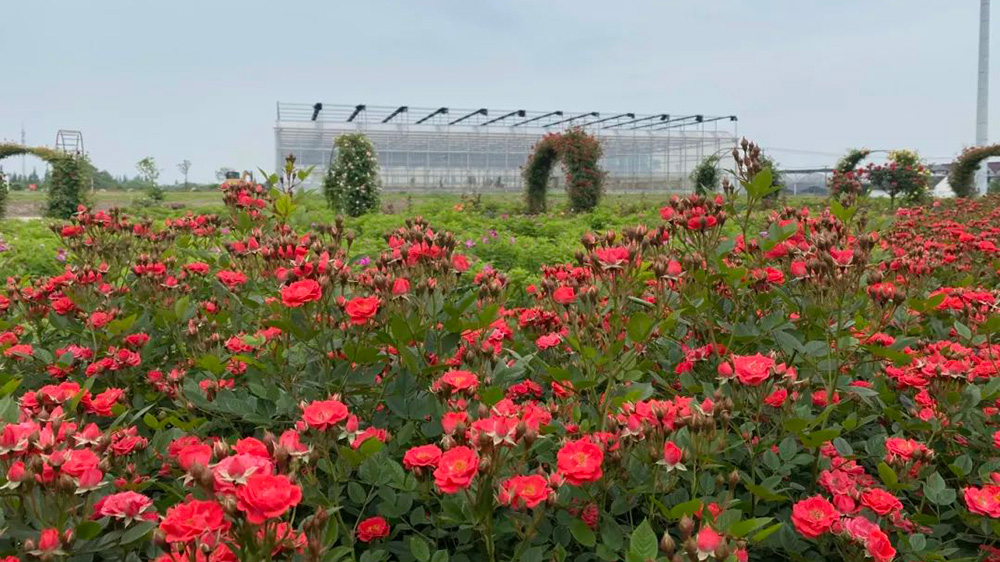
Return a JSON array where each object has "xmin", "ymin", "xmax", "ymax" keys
[{"xmin": 978, "ymin": 0, "xmax": 991, "ymax": 195}]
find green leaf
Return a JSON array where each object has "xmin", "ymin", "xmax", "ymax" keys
[
  {"xmin": 120, "ymin": 521, "xmax": 155, "ymax": 544},
  {"xmin": 627, "ymin": 312, "xmax": 654, "ymax": 342},
  {"xmin": 571, "ymin": 518, "xmax": 597, "ymax": 547},
  {"xmin": 877, "ymin": 462, "xmax": 898, "ymax": 489},
  {"xmin": 430, "ymin": 550, "xmax": 449, "ymax": 562},
  {"xmin": 628, "ymin": 519, "xmax": 658, "ymax": 559},
  {"xmin": 729, "ymin": 517, "xmax": 773, "ymax": 538},
  {"xmin": 143, "ymin": 413, "xmax": 159, "ymax": 430},
  {"xmin": 0, "ymin": 378, "xmax": 20, "ymax": 397},
  {"xmin": 410, "ymin": 536, "xmax": 431, "ymax": 562},
  {"xmin": 954, "ymin": 320, "xmax": 972, "ymax": 341},
  {"xmin": 746, "ymin": 168, "xmax": 774, "ymax": 199},
  {"xmin": 75, "ymin": 520, "xmax": 103, "ymax": 541},
  {"xmin": 668, "ymin": 499, "xmax": 702, "ymax": 519},
  {"xmin": 752, "ymin": 522, "xmax": 784, "ymax": 543}
]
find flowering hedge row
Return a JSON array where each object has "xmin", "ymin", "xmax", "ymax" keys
[{"xmin": 2, "ymin": 146, "xmax": 1000, "ymax": 562}]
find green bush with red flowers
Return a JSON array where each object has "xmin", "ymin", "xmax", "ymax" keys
[{"xmin": 3, "ymin": 140, "xmax": 1000, "ymax": 562}]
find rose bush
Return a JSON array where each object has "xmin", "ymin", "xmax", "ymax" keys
[{"xmin": 1, "ymin": 143, "xmax": 1000, "ymax": 561}]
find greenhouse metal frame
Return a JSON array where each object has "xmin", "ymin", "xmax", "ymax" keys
[{"xmin": 275, "ymin": 102, "xmax": 739, "ymax": 192}]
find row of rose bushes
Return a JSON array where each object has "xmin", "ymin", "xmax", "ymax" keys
[{"xmin": 1, "ymin": 146, "xmax": 1000, "ymax": 562}]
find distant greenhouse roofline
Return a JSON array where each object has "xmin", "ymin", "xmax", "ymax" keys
[{"xmin": 276, "ymin": 102, "xmax": 737, "ymax": 135}]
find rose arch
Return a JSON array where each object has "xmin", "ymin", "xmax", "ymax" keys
[
  {"xmin": 523, "ymin": 128, "xmax": 606, "ymax": 214},
  {"xmin": 948, "ymin": 144, "xmax": 1000, "ymax": 198},
  {"xmin": 0, "ymin": 143, "xmax": 88, "ymax": 219}
]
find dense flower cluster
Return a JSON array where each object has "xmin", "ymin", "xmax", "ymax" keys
[{"xmin": 1, "ymin": 162, "xmax": 1000, "ymax": 561}]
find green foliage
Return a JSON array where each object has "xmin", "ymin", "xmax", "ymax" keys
[
  {"xmin": 690, "ymin": 155, "xmax": 721, "ymax": 195},
  {"xmin": 834, "ymin": 148, "xmax": 871, "ymax": 174},
  {"xmin": 523, "ymin": 129, "xmax": 606, "ymax": 213},
  {"xmin": 949, "ymin": 144, "xmax": 1000, "ymax": 198},
  {"xmin": 0, "ymin": 143, "xmax": 88, "ymax": 219},
  {"xmin": 0, "ymin": 170, "xmax": 7, "ymax": 219},
  {"xmin": 324, "ymin": 133, "xmax": 382, "ymax": 216}
]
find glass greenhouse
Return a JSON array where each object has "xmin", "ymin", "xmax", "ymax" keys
[{"xmin": 275, "ymin": 102, "xmax": 739, "ymax": 192}]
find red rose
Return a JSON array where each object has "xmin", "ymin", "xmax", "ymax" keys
[
  {"xmin": 860, "ymin": 488, "xmax": 902, "ymax": 516},
  {"xmin": 216, "ymin": 270, "xmax": 247, "ymax": 288},
  {"xmin": 791, "ymin": 495, "xmax": 840, "ymax": 539},
  {"xmin": 865, "ymin": 529, "xmax": 896, "ymax": 562},
  {"xmin": 92, "ymin": 491, "xmax": 157, "ymax": 523},
  {"xmin": 159, "ymin": 499, "xmax": 230, "ymax": 543},
  {"xmin": 451, "ymin": 254, "xmax": 470, "ymax": 272},
  {"xmin": 184, "ymin": 262, "xmax": 210, "ymax": 275},
  {"xmin": 175, "ymin": 443, "xmax": 212, "ymax": 471},
  {"xmin": 88, "ymin": 311, "xmax": 114, "ymax": 329},
  {"xmin": 964, "ymin": 485, "xmax": 1000, "ymax": 518},
  {"xmin": 345, "ymin": 296, "xmax": 380, "ymax": 325},
  {"xmin": 696, "ymin": 527, "xmax": 723, "ymax": 556},
  {"xmin": 498, "ymin": 474, "xmax": 552, "ymax": 509},
  {"xmin": 662, "ymin": 441, "xmax": 683, "ymax": 468},
  {"xmin": 235, "ymin": 473, "xmax": 302, "ymax": 524},
  {"xmin": 553, "ymin": 286, "xmax": 576, "ymax": 305},
  {"xmin": 403, "ymin": 444, "xmax": 442, "ymax": 470},
  {"xmin": 391, "ymin": 278, "xmax": 410, "ymax": 295},
  {"xmin": 765, "ymin": 267, "xmax": 785, "ymax": 285},
  {"xmin": 556, "ymin": 438, "xmax": 604, "ymax": 486},
  {"xmin": 83, "ymin": 388, "xmax": 124, "ymax": 417},
  {"xmin": 281, "ymin": 279, "xmax": 322, "ymax": 307},
  {"xmin": 51, "ymin": 297, "xmax": 76, "ymax": 315},
  {"xmin": 790, "ymin": 260, "xmax": 808, "ymax": 278},
  {"xmin": 433, "ymin": 446, "xmax": 479, "ymax": 494},
  {"xmin": 356, "ymin": 516, "xmax": 390, "ymax": 542},
  {"xmin": 301, "ymin": 399, "xmax": 349, "ymax": 431},
  {"xmin": 432, "ymin": 370, "xmax": 479, "ymax": 394},
  {"xmin": 731, "ymin": 353, "xmax": 774, "ymax": 386},
  {"xmin": 763, "ymin": 388, "xmax": 788, "ymax": 407}
]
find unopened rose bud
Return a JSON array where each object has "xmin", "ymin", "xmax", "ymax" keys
[{"xmin": 660, "ymin": 531, "xmax": 675, "ymax": 554}]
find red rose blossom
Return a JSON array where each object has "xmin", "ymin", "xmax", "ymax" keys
[
  {"xmin": 356, "ymin": 516, "xmax": 390, "ymax": 542},
  {"xmin": 235, "ymin": 473, "xmax": 302, "ymax": 524},
  {"xmin": 281, "ymin": 279, "xmax": 322, "ymax": 307}
]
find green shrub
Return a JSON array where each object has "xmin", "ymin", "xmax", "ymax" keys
[{"xmin": 324, "ymin": 133, "xmax": 382, "ymax": 216}]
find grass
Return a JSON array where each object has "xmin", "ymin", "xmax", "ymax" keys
[{"xmin": 0, "ymin": 190, "xmax": 880, "ymax": 285}]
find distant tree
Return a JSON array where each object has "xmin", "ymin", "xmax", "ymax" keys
[
  {"xmin": 177, "ymin": 160, "xmax": 192, "ymax": 189},
  {"xmin": 136, "ymin": 157, "xmax": 163, "ymax": 202}
]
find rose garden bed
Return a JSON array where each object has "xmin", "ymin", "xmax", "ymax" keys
[{"xmin": 1, "ymin": 154, "xmax": 1000, "ymax": 562}]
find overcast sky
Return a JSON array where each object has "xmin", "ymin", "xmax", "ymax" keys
[{"xmin": 0, "ymin": 1, "xmax": 990, "ymax": 182}]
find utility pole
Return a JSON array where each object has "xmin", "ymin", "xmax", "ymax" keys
[{"xmin": 977, "ymin": 0, "xmax": 991, "ymax": 195}]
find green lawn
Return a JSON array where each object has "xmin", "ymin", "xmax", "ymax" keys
[{"xmin": 0, "ymin": 190, "xmax": 874, "ymax": 284}]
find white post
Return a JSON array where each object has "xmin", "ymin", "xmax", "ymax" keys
[{"xmin": 977, "ymin": 0, "xmax": 991, "ymax": 195}]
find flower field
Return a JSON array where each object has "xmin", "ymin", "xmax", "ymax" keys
[{"xmin": 3, "ymin": 160, "xmax": 1000, "ymax": 562}]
